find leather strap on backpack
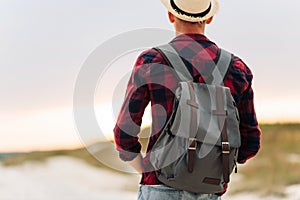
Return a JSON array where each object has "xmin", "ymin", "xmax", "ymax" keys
[
  {"xmin": 214, "ymin": 86, "xmax": 230, "ymax": 183},
  {"xmin": 186, "ymin": 81, "xmax": 199, "ymax": 173}
]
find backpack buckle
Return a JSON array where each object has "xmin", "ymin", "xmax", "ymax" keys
[
  {"xmin": 222, "ymin": 142, "xmax": 230, "ymax": 154},
  {"xmin": 188, "ymin": 138, "xmax": 197, "ymax": 150}
]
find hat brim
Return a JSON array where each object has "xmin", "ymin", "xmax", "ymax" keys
[{"xmin": 161, "ymin": 0, "xmax": 219, "ymax": 22}]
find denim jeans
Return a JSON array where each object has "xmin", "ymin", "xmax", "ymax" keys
[{"xmin": 138, "ymin": 185, "xmax": 221, "ymax": 200}]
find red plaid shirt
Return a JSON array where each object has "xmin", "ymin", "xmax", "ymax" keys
[{"xmin": 114, "ymin": 34, "xmax": 261, "ymax": 187}]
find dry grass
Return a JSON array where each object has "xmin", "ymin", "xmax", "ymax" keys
[
  {"xmin": 1, "ymin": 148, "xmax": 98, "ymax": 167},
  {"xmin": 229, "ymin": 123, "xmax": 300, "ymax": 196}
]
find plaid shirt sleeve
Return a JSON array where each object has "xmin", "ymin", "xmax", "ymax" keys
[
  {"xmin": 231, "ymin": 58, "xmax": 261, "ymax": 164},
  {"xmin": 113, "ymin": 52, "xmax": 152, "ymax": 162},
  {"xmin": 114, "ymin": 47, "xmax": 178, "ymax": 165}
]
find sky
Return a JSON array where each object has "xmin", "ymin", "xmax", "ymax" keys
[{"xmin": 1, "ymin": 0, "xmax": 300, "ymax": 152}]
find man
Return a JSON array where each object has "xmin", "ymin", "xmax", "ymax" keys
[{"xmin": 114, "ymin": 0, "xmax": 261, "ymax": 199}]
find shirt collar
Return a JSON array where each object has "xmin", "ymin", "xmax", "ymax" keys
[{"xmin": 171, "ymin": 33, "xmax": 211, "ymax": 43}]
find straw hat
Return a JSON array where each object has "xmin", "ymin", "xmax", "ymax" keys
[{"xmin": 161, "ymin": 0, "xmax": 219, "ymax": 22}]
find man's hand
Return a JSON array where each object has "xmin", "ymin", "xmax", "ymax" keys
[{"xmin": 128, "ymin": 153, "xmax": 144, "ymax": 174}]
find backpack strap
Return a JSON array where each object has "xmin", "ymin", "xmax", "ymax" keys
[
  {"xmin": 155, "ymin": 44, "xmax": 232, "ymax": 85},
  {"xmin": 209, "ymin": 49, "xmax": 233, "ymax": 85},
  {"xmin": 154, "ymin": 44, "xmax": 193, "ymax": 81}
]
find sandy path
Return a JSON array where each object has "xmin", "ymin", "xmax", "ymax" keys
[{"xmin": 0, "ymin": 157, "xmax": 139, "ymax": 200}]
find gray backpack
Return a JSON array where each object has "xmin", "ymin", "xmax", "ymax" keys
[{"xmin": 150, "ymin": 44, "xmax": 241, "ymax": 194}]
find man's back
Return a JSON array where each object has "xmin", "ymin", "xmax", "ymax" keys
[{"xmin": 114, "ymin": 33, "xmax": 261, "ymax": 186}]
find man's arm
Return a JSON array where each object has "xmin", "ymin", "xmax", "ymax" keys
[
  {"xmin": 237, "ymin": 84, "xmax": 262, "ymax": 164},
  {"xmin": 113, "ymin": 54, "xmax": 150, "ymax": 165}
]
